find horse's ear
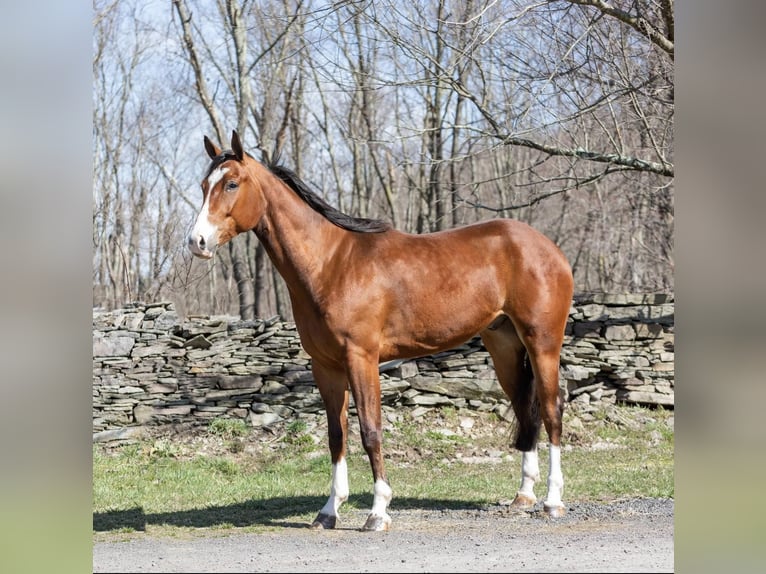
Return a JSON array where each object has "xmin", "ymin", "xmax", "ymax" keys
[
  {"xmin": 204, "ymin": 136, "xmax": 221, "ymax": 159},
  {"xmin": 231, "ymin": 130, "xmax": 244, "ymax": 161}
]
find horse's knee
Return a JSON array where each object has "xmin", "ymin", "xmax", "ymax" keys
[{"xmin": 359, "ymin": 426, "xmax": 382, "ymax": 452}]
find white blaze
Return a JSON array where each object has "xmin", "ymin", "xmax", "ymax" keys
[
  {"xmin": 207, "ymin": 166, "xmax": 228, "ymax": 190},
  {"xmin": 189, "ymin": 167, "xmax": 228, "ymax": 256}
]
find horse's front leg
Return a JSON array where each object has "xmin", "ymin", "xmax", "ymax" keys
[
  {"xmin": 310, "ymin": 363, "xmax": 350, "ymax": 530},
  {"xmin": 346, "ymin": 347, "xmax": 392, "ymax": 532}
]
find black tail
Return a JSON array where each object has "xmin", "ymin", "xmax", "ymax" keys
[{"xmin": 512, "ymin": 353, "xmax": 541, "ymax": 452}]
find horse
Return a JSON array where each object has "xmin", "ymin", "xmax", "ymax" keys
[{"xmin": 187, "ymin": 131, "xmax": 574, "ymax": 531}]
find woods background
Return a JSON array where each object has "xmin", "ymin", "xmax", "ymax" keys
[{"xmin": 92, "ymin": 0, "xmax": 674, "ymax": 320}]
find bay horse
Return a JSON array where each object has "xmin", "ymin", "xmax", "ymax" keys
[{"xmin": 187, "ymin": 131, "xmax": 574, "ymax": 531}]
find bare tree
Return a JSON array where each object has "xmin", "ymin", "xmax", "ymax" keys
[
  {"xmin": 170, "ymin": 0, "xmax": 308, "ymax": 319},
  {"xmin": 358, "ymin": 0, "xmax": 673, "ymax": 289},
  {"xmin": 94, "ymin": 0, "xmax": 674, "ymax": 316},
  {"xmin": 94, "ymin": 0, "xmax": 162, "ymax": 308}
]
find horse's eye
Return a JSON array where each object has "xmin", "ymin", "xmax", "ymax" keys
[{"xmin": 225, "ymin": 180, "xmax": 238, "ymax": 191}]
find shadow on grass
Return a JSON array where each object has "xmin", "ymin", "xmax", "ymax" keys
[{"xmin": 93, "ymin": 494, "xmax": 486, "ymax": 532}]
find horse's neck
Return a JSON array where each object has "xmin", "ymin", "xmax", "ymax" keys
[{"xmin": 254, "ymin": 177, "xmax": 342, "ymax": 297}]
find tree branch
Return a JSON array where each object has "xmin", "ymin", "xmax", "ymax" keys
[
  {"xmin": 462, "ymin": 166, "xmax": 632, "ymax": 212},
  {"xmin": 501, "ymin": 134, "xmax": 673, "ymax": 177},
  {"xmin": 172, "ymin": 0, "xmax": 226, "ymax": 143},
  {"xmin": 443, "ymin": 73, "xmax": 674, "ymax": 178},
  {"xmin": 562, "ymin": 0, "xmax": 674, "ymax": 56}
]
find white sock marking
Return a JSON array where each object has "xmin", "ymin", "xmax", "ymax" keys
[
  {"xmin": 319, "ymin": 458, "xmax": 349, "ymax": 517},
  {"xmin": 544, "ymin": 444, "xmax": 564, "ymax": 508},
  {"xmin": 370, "ymin": 479, "xmax": 392, "ymax": 517},
  {"xmin": 518, "ymin": 447, "xmax": 540, "ymax": 499}
]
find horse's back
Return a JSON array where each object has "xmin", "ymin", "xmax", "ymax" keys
[{"xmin": 379, "ymin": 218, "xmax": 570, "ymax": 281}]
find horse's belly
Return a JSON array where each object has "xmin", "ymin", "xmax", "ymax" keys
[
  {"xmin": 378, "ymin": 273, "xmax": 504, "ymax": 360},
  {"xmin": 379, "ymin": 309, "xmax": 500, "ymax": 362}
]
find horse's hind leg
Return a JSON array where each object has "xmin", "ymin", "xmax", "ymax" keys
[
  {"xmin": 480, "ymin": 318, "xmax": 543, "ymax": 510},
  {"xmin": 524, "ymin": 346, "xmax": 566, "ymax": 517},
  {"xmin": 310, "ymin": 362, "xmax": 351, "ymax": 530},
  {"xmin": 482, "ymin": 313, "xmax": 568, "ymax": 517}
]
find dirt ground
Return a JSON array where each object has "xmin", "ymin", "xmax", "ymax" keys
[
  {"xmin": 93, "ymin": 497, "xmax": 673, "ymax": 572},
  {"xmin": 94, "ymin": 407, "xmax": 674, "ymax": 572}
]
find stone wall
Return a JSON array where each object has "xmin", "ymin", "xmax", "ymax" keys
[{"xmin": 92, "ymin": 293, "xmax": 673, "ymax": 441}]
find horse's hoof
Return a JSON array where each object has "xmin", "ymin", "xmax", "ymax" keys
[
  {"xmin": 510, "ymin": 493, "xmax": 537, "ymax": 510},
  {"xmin": 310, "ymin": 513, "xmax": 337, "ymax": 529},
  {"xmin": 544, "ymin": 503, "xmax": 566, "ymax": 518},
  {"xmin": 361, "ymin": 513, "xmax": 391, "ymax": 532}
]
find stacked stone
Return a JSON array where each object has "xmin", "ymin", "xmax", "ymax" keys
[
  {"xmin": 93, "ymin": 294, "xmax": 673, "ymax": 441},
  {"xmin": 561, "ymin": 293, "xmax": 674, "ymax": 411},
  {"xmin": 93, "ymin": 302, "xmax": 320, "ymax": 439},
  {"xmin": 378, "ymin": 345, "xmax": 510, "ymax": 419}
]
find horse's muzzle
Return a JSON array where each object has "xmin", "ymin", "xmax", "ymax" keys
[{"xmin": 187, "ymin": 234, "xmax": 215, "ymax": 259}]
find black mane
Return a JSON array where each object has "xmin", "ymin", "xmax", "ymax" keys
[{"xmin": 269, "ymin": 164, "xmax": 391, "ymax": 233}]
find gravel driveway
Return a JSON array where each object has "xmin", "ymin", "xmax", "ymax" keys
[{"xmin": 93, "ymin": 498, "xmax": 673, "ymax": 572}]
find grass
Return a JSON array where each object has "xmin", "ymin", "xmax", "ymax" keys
[
  {"xmin": 93, "ymin": 406, "xmax": 673, "ymax": 538},
  {"xmin": 208, "ymin": 417, "xmax": 249, "ymax": 438}
]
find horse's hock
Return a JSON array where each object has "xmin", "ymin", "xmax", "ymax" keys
[{"xmin": 92, "ymin": 293, "xmax": 674, "ymax": 441}]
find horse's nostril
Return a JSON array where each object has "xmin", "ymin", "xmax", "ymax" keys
[{"xmin": 187, "ymin": 234, "xmax": 207, "ymax": 252}]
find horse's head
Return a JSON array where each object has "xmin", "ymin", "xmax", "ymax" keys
[{"xmin": 187, "ymin": 131, "xmax": 265, "ymax": 259}]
